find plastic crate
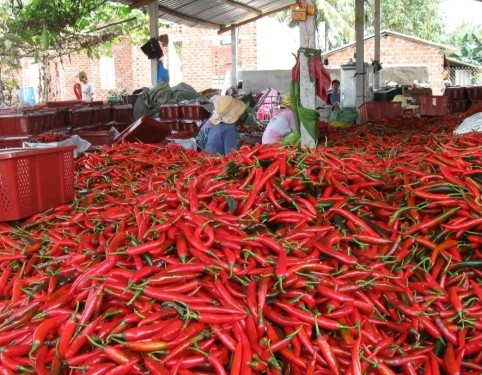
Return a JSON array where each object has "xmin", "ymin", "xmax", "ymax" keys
[
  {"xmin": 91, "ymin": 105, "xmax": 112, "ymax": 125},
  {"xmin": 18, "ymin": 111, "xmax": 46, "ymax": 135},
  {"xmin": 39, "ymin": 109, "xmax": 67, "ymax": 132},
  {"xmin": 0, "ymin": 136, "xmax": 30, "ymax": 149},
  {"xmin": 444, "ymin": 87, "xmax": 467, "ymax": 100},
  {"xmin": 358, "ymin": 101, "xmax": 403, "ymax": 123},
  {"xmin": 181, "ymin": 120, "xmax": 200, "ymax": 134},
  {"xmin": 0, "ymin": 112, "xmax": 25, "ymax": 137},
  {"xmin": 69, "ymin": 107, "xmax": 92, "ymax": 127},
  {"xmin": 111, "ymin": 104, "xmax": 133, "ymax": 124},
  {"xmin": 77, "ymin": 129, "xmax": 116, "ymax": 146},
  {"xmin": 419, "ymin": 96, "xmax": 449, "ymax": 116},
  {"xmin": 467, "ymin": 86, "xmax": 482, "ymax": 101},
  {"xmin": 159, "ymin": 120, "xmax": 182, "ymax": 132},
  {"xmin": 448, "ymin": 100, "xmax": 468, "ymax": 113},
  {"xmin": 469, "ymin": 99, "xmax": 482, "ymax": 108},
  {"xmin": 0, "ymin": 145, "xmax": 76, "ymax": 221},
  {"xmin": 159, "ymin": 104, "xmax": 181, "ymax": 120},
  {"xmin": 115, "ymin": 115, "xmax": 171, "ymax": 144},
  {"xmin": 45, "ymin": 100, "xmax": 82, "ymax": 108},
  {"xmin": 179, "ymin": 104, "xmax": 210, "ymax": 120}
]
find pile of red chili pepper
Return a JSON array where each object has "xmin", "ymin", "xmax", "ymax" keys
[
  {"xmin": 29, "ymin": 132, "xmax": 71, "ymax": 143},
  {"xmin": 0, "ymin": 106, "xmax": 482, "ymax": 374}
]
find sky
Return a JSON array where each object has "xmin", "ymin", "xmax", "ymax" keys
[{"xmin": 438, "ymin": 0, "xmax": 482, "ymax": 31}]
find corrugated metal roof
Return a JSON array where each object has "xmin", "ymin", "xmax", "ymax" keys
[{"xmin": 119, "ymin": 0, "xmax": 295, "ymax": 33}]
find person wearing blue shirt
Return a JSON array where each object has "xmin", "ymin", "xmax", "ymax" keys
[
  {"xmin": 205, "ymin": 95, "xmax": 246, "ymax": 156},
  {"xmin": 327, "ymin": 79, "xmax": 341, "ymax": 110}
]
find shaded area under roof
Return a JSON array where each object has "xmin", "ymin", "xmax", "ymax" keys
[{"xmin": 116, "ymin": 0, "xmax": 296, "ymax": 33}]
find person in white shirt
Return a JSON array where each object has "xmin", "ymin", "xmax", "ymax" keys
[{"xmin": 78, "ymin": 71, "xmax": 94, "ymax": 101}]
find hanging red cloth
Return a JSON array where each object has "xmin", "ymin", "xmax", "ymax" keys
[{"xmin": 291, "ymin": 49, "xmax": 331, "ymax": 102}]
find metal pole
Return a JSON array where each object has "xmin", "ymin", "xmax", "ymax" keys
[{"xmin": 149, "ymin": 2, "xmax": 159, "ymax": 86}]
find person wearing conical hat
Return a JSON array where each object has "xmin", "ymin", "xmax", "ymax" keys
[{"xmin": 205, "ymin": 95, "xmax": 247, "ymax": 155}]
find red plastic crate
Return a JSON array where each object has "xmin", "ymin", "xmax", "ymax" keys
[
  {"xmin": 69, "ymin": 107, "xmax": 92, "ymax": 127},
  {"xmin": 18, "ymin": 111, "xmax": 45, "ymax": 135},
  {"xmin": 444, "ymin": 87, "xmax": 467, "ymax": 100},
  {"xmin": 0, "ymin": 112, "xmax": 24, "ymax": 137},
  {"xmin": 467, "ymin": 86, "xmax": 482, "ymax": 101},
  {"xmin": 448, "ymin": 99, "xmax": 468, "ymax": 113},
  {"xmin": 0, "ymin": 145, "xmax": 76, "ymax": 221},
  {"xmin": 39, "ymin": 109, "xmax": 66, "ymax": 132},
  {"xmin": 469, "ymin": 99, "xmax": 482, "ymax": 108},
  {"xmin": 91, "ymin": 105, "xmax": 112, "ymax": 125},
  {"xmin": 111, "ymin": 104, "xmax": 133, "ymax": 124},
  {"xmin": 77, "ymin": 129, "xmax": 116, "ymax": 146},
  {"xmin": 45, "ymin": 100, "xmax": 82, "ymax": 108},
  {"xmin": 115, "ymin": 115, "xmax": 171, "ymax": 144},
  {"xmin": 419, "ymin": 96, "xmax": 449, "ymax": 116},
  {"xmin": 181, "ymin": 121, "xmax": 200, "ymax": 134},
  {"xmin": 159, "ymin": 120, "xmax": 182, "ymax": 132},
  {"xmin": 0, "ymin": 136, "xmax": 30, "ymax": 149},
  {"xmin": 159, "ymin": 104, "xmax": 181, "ymax": 120},
  {"xmin": 358, "ymin": 102, "xmax": 403, "ymax": 123},
  {"xmin": 179, "ymin": 104, "xmax": 210, "ymax": 120}
]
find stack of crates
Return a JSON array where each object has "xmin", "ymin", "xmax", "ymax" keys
[
  {"xmin": 444, "ymin": 87, "xmax": 468, "ymax": 113},
  {"xmin": 0, "ymin": 109, "xmax": 47, "ymax": 148},
  {"xmin": 179, "ymin": 104, "xmax": 210, "ymax": 134},
  {"xmin": 467, "ymin": 86, "xmax": 482, "ymax": 108},
  {"xmin": 419, "ymin": 95, "xmax": 449, "ymax": 116},
  {"xmin": 111, "ymin": 103, "xmax": 133, "ymax": 126},
  {"xmin": 159, "ymin": 103, "xmax": 182, "ymax": 132}
]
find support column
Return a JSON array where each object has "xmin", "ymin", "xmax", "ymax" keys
[
  {"xmin": 355, "ymin": 0, "xmax": 365, "ymax": 110},
  {"xmin": 374, "ymin": 0, "xmax": 381, "ymax": 89},
  {"xmin": 149, "ymin": 2, "xmax": 159, "ymax": 86},
  {"xmin": 299, "ymin": 0, "xmax": 316, "ymax": 148},
  {"xmin": 230, "ymin": 28, "xmax": 238, "ymax": 91}
]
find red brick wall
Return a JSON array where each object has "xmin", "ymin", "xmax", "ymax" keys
[
  {"xmin": 324, "ymin": 34, "xmax": 446, "ymax": 94},
  {"xmin": 167, "ymin": 22, "xmax": 258, "ymax": 90},
  {"xmin": 22, "ymin": 23, "xmax": 260, "ymax": 102},
  {"xmin": 8, "ymin": 28, "xmax": 447, "ymax": 104},
  {"xmin": 43, "ymin": 36, "xmax": 152, "ymax": 101}
]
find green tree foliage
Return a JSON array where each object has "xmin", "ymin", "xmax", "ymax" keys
[
  {"xmin": 364, "ymin": 0, "xmax": 445, "ymax": 43},
  {"xmin": 444, "ymin": 22, "xmax": 482, "ymax": 66},
  {"xmin": 276, "ymin": 0, "xmax": 446, "ymax": 51},
  {"xmin": 0, "ymin": 0, "xmax": 151, "ymax": 68},
  {"xmin": 449, "ymin": 32, "xmax": 482, "ymax": 66}
]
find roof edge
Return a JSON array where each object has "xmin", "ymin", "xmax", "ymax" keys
[{"xmin": 322, "ymin": 29, "xmax": 459, "ymax": 57}]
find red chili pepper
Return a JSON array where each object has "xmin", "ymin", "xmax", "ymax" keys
[
  {"xmin": 30, "ymin": 312, "xmax": 70, "ymax": 355},
  {"xmin": 443, "ymin": 343, "xmax": 461, "ymax": 375},
  {"xmin": 64, "ymin": 315, "xmax": 102, "ymax": 359}
]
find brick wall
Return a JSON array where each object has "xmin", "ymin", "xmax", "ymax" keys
[
  {"xmin": 167, "ymin": 22, "xmax": 258, "ymax": 91},
  {"xmin": 8, "ymin": 28, "xmax": 449, "ymax": 104},
  {"xmin": 29, "ymin": 23, "xmax": 260, "ymax": 102},
  {"xmin": 43, "ymin": 36, "xmax": 152, "ymax": 101},
  {"xmin": 325, "ymin": 34, "xmax": 447, "ymax": 94}
]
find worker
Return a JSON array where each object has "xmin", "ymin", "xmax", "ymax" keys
[
  {"xmin": 77, "ymin": 71, "xmax": 94, "ymax": 101},
  {"xmin": 204, "ymin": 95, "xmax": 247, "ymax": 155},
  {"xmin": 261, "ymin": 95, "xmax": 296, "ymax": 145},
  {"xmin": 327, "ymin": 79, "xmax": 341, "ymax": 110}
]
